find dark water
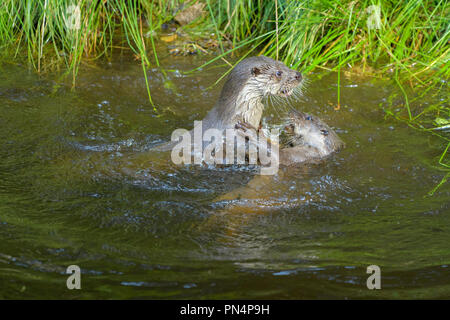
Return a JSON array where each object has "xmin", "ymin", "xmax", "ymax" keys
[{"xmin": 0, "ymin": 53, "xmax": 449, "ymax": 299}]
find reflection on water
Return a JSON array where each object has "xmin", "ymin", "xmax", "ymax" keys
[{"xmin": 0, "ymin": 53, "xmax": 449, "ymax": 299}]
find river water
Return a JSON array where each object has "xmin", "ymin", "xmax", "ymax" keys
[{"xmin": 0, "ymin": 53, "xmax": 448, "ymax": 299}]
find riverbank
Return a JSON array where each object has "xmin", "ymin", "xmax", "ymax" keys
[{"xmin": 0, "ymin": 0, "xmax": 448, "ymax": 191}]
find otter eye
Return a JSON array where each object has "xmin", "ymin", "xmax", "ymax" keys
[
  {"xmin": 321, "ymin": 129, "xmax": 329, "ymax": 136},
  {"xmin": 275, "ymin": 70, "xmax": 282, "ymax": 77}
]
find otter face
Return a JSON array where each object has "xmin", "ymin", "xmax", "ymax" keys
[
  {"xmin": 247, "ymin": 56, "xmax": 303, "ymax": 97},
  {"xmin": 216, "ymin": 56, "xmax": 305, "ymax": 129},
  {"xmin": 284, "ymin": 110, "xmax": 344, "ymax": 155}
]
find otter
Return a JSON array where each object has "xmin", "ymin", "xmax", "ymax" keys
[
  {"xmin": 117, "ymin": 56, "xmax": 303, "ymax": 177},
  {"xmin": 212, "ymin": 109, "xmax": 344, "ymax": 209},
  {"xmin": 198, "ymin": 109, "xmax": 344, "ymax": 235},
  {"xmin": 232, "ymin": 108, "xmax": 344, "ymax": 167},
  {"xmin": 278, "ymin": 108, "xmax": 344, "ymax": 165},
  {"xmin": 202, "ymin": 56, "xmax": 303, "ymax": 130},
  {"xmin": 154, "ymin": 56, "xmax": 303, "ymax": 152}
]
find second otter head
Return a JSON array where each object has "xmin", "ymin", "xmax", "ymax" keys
[
  {"xmin": 226, "ymin": 56, "xmax": 303, "ymax": 99},
  {"xmin": 283, "ymin": 109, "xmax": 344, "ymax": 156}
]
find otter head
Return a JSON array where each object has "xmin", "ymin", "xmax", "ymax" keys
[
  {"xmin": 283, "ymin": 109, "xmax": 344, "ymax": 156},
  {"xmin": 221, "ymin": 56, "xmax": 303, "ymax": 101},
  {"xmin": 247, "ymin": 56, "xmax": 303, "ymax": 97},
  {"xmin": 214, "ymin": 56, "xmax": 304, "ymax": 129}
]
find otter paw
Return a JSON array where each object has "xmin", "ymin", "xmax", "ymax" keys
[{"xmin": 235, "ymin": 121, "xmax": 257, "ymax": 132}]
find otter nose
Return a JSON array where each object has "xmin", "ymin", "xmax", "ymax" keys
[{"xmin": 295, "ymin": 71, "xmax": 302, "ymax": 81}]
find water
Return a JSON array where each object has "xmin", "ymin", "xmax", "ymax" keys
[{"xmin": 0, "ymin": 53, "xmax": 448, "ymax": 299}]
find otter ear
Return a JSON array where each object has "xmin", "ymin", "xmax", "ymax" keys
[{"xmin": 251, "ymin": 67, "xmax": 261, "ymax": 76}]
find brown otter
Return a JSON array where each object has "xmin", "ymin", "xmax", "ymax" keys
[
  {"xmin": 118, "ymin": 56, "xmax": 303, "ymax": 176},
  {"xmin": 278, "ymin": 108, "xmax": 344, "ymax": 165},
  {"xmin": 203, "ymin": 56, "xmax": 302, "ymax": 130},
  {"xmin": 198, "ymin": 109, "xmax": 344, "ymax": 235},
  {"xmin": 154, "ymin": 56, "xmax": 303, "ymax": 152},
  {"xmin": 232, "ymin": 108, "xmax": 344, "ymax": 167},
  {"xmin": 213, "ymin": 109, "xmax": 344, "ymax": 208}
]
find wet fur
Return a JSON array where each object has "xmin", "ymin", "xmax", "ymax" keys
[
  {"xmin": 154, "ymin": 56, "xmax": 302, "ymax": 152},
  {"xmin": 203, "ymin": 56, "xmax": 302, "ymax": 130},
  {"xmin": 279, "ymin": 109, "xmax": 344, "ymax": 165}
]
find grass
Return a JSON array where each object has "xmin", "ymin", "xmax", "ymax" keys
[
  {"xmin": 0, "ymin": 0, "xmax": 448, "ymax": 192},
  {"xmin": 1, "ymin": 1, "xmax": 447, "ymax": 86}
]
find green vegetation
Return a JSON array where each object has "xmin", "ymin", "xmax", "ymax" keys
[
  {"xmin": 0, "ymin": 0, "xmax": 448, "ymax": 191},
  {"xmin": 1, "ymin": 1, "xmax": 448, "ymax": 83}
]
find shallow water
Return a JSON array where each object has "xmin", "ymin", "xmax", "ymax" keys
[{"xmin": 0, "ymin": 53, "xmax": 449, "ymax": 299}]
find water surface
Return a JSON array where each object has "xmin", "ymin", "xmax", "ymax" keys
[{"xmin": 0, "ymin": 53, "xmax": 448, "ymax": 299}]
